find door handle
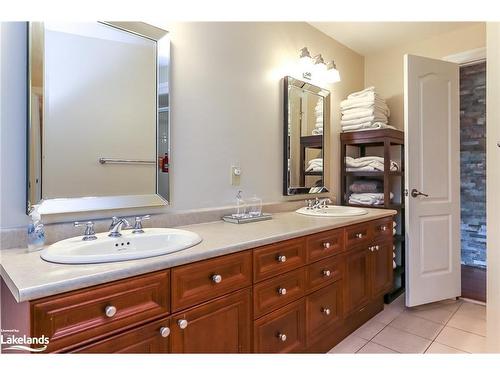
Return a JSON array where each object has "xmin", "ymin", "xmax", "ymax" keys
[{"xmin": 411, "ymin": 189, "xmax": 429, "ymax": 198}]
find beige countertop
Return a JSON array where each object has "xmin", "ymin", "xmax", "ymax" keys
[{"xmin": 0, "ymin": 209, "xmax": 396, "ymax": 303}]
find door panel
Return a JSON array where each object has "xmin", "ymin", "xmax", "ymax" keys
[
  {"xmin": 170, "ymin": 289, "xmax": 251, "ymax": 353},
  {"xmin": 343, "ymin": 247, "xmax": 370, "ymax": 314},
  {"xmin": 404, "ymin": 54, "xmax": 461, "ymax": 306},
  {"xmin": 371, "ymin": 241, "xmax": 393, "ymax": 297}
]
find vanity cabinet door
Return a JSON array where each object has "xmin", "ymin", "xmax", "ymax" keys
[
  {"xmin": 306, "ymin": 281, "xmax": 343, "ymax": 346},
  {"xmin": 370, "ymin": 241, "xmax": 393, "ymax": 298},
  {"xmin": 253, "ymin": 298, "xmax": 306, "ymax": 353},
  {"xmin": 170, "ymin": 288, "xmax": 251, "ymax": 353},
  {"xmin": 343, "ymin": 247, "xmax": 371, "ymax": 315},
  {"xmin": 71, "ymin": 317, "xmax": 171, "ymax": 353}
]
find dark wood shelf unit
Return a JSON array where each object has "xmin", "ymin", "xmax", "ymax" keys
[
  {"xmin": 300, "ymin": 135, "xmax": 324, "ymax": 186},
  {"xmin": 340, "ymin": 129, "xmax": 405, "ymax": 304}
]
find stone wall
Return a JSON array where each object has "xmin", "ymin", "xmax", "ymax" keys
[{"xmin": 460, "ymin": 61, "xmax": 486, "ymax": 268}]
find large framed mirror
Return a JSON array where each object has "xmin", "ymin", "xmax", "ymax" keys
[
  {"xmin": 27, "ymin": 22, "xmax": 170, "ymax": 214},
  {"xmin": 283, "ymin": 76, "xmax": 330, "ymax": 195}
]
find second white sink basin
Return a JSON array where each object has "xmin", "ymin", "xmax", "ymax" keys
[
  {"xmin": 40, "ymin": 228, "xmax": 202, "ymax": 264},
  {"xmin": 296, "ymin": 205, "xmax": 368, "ymax": 217}
]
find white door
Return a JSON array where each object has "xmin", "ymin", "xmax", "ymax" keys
[{"xmin": 404, "ymin": 54, "xmax": 461, "ymax": 307}]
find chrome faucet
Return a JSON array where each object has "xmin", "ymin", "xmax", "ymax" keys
[
  {"xmin": 306, "ymin": 197, "xmax": 332, "ymax": 210},
  {"xmin": 108, "ymin": 217, "xmax": 130, "ymax": 238}
]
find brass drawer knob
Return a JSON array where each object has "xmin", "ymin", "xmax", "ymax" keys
[
  {"xmin": 322, "ymin": 307, "xmax": 331, "ymax": 316},
  {"xmin": 277, "ymin": 333, "xmax": 287, "ymax": 342},
  {"xmin": 160, "ymin": 326, "xmax": 170, "ymax": 338},
  {"xmin": 322, "ymin": 269, "xmax": 331, "ymax": 277},
  {"xmin": 277, "ymin": 255, "xmax": 287, "ymax": 263},
  {"xmin": 355, "ymin": 233, "xmax": 363, "ymax": 239},
  {"xmin": 211, "ymin": 274, "xmax": 222, "ymax": 283},
  {"xmin": 105, "ymin": 305, "xmax": 117, "ymax": 318},
  {"xmin": 323, "ymin": 242, "xmax": 331, "ymax": 249},
  {"xmin": 278, "ymin": 287, "xmax": 287, "ymax": 296},
  {"xmin": 380, "ymin": 225, "xmax": 387, "ymax": 231}
]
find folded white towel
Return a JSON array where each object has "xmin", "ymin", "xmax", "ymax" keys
[
  {"xmin": 306, "ymin": 158, "xmax": 323, "ymax": 172},
  {"xmin": 340, "ymin": 115, "xmax": 388, "ymax": 127},
  {"xmin": 342, "ymin": 122, "xmax": 395, "ymax": 132},
  {"xmin": 347, "ymin": 86, "xmax": 375, "ymax": 99},
  {"xmin": 308, "ymin": 158, "xmax": 323, "ymax": 165},
  {"xmin": 345, "ymin": 156, "xmax": 399, "ymax": 171},
  {"xmin": 341, "ymin": 91, "xmax": 384, "ymax": 105},
  {"xmin": 341, "ymin": 102, "xmax": 391, "ymax": 117},
  {"xmin": 349, "ymin": 192, "xmax": 393, "ymax": 206},
  {"xmin": 341, "ymin": 108, "xmax": 389, "ymax": 121}
]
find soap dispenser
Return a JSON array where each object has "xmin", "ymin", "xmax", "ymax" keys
[{"xmin": 27, "ymin": 205, "xmax": 45, "ymax": 252}]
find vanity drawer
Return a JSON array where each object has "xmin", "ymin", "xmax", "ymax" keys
[
  {"xmin": 71, "ymin": 317, "xmax": 171, "ymax": 353},
  {"xmin": 253, "ymin": 237, "xmax": 306, "ymax": 282},
  {"xmin": 306, "ymin": 281, "xmax": 343, "ymax": 346},
  {"xmin": 306, "ymin": 228, "xmax": 344, "ymax": 263},
  {"xmin": 253, "ymin": 298, "xmax": 306, "ymax": 353},
  {"xmin": 305, "ymin": 255, "xmax": 343, "ymax": 292},
  {"xmin": 171, "ymin": 251, "xmax": 252, "ymax": 312},
  {"xmin": 253, "ymin": 268, "xmax": 305, "ymax": 318},
  {"xmin": 345, "ymin": 222, "xmax": 371, "ymax": 249},
  {"xmin": 31, "ymin": 270, "xmax": 170, "ymax": 353},
  {"xmin": 371, "ymin": 217, "xmax": 394, "ymax": 241}
]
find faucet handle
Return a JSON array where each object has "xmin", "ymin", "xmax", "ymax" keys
[
  {"xmin": 132, "ymin": 215, "xmax": 151, "ymax": 234},
  {"xmin": 109, "ymin": 216, "xmax": 120, "ymax": 230},
  {"xmin": 74, "ymin": 221, "xmax": 97, "ymax": 241}
]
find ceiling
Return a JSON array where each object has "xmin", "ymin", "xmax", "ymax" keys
[{"xmin": 309, "ymin": 22, "xmax": 483, "ymax": 56}]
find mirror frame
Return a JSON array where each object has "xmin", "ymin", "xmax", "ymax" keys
[
  {"xmin": 282, "ymin": 76, "xmax": 331, "ymax": 196},
  {"xmin": 27, "ymin": 21, "xmax": 170, "ymax": 215}
]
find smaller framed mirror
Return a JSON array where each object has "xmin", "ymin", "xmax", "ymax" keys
[{"xmin": 283, "ymin": 76, "xmax": 330, "ymax": 195}]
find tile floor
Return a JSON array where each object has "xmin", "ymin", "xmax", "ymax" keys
[{"xmin": 328, "ymin": 294, "xmax": 487, "ymax": 354}]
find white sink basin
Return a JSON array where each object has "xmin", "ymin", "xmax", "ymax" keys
[
  {"xmin": 40, "ymin": 228, "xmax": 202, "ymax": 264},
  {"xmin": 295, "ymin": 205, "xmax": 368, "ymax": 217}
]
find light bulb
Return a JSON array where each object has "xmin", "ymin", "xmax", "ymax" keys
[{"xmin": 326, "ymin": 60, "xmax": 341, "ymax": 83}]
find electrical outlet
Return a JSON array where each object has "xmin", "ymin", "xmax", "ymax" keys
[{"xmin": 231, "ymin": 166, "xmax": 241, "ymax": 186}]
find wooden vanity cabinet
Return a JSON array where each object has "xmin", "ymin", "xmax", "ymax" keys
[{"xmin": 24, "ymin": 215, "xmax": 394, "ymax": 354}]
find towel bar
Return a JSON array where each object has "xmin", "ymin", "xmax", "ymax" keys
[{"xmin": 98, "ymin": 158, "xmax": 155, "ymax": 165}]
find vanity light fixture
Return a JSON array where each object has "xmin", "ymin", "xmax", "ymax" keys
[
  {"xmin": 313, "ymin": 54, "xmax": 327, "ymax": 74},
  {"xmin": 326, "ymin": 60, "xmax": 341, "ymax": 83},
  {"xmin": 298, "ymin": 47, "xmax": 340, "ymax": 83}
]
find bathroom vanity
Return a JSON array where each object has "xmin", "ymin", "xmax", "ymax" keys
[{"xmin": 1, "ymin": 210, "xmax": 395, "ymax": 353}]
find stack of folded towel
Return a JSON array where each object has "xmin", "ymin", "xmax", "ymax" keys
[
  {"xmin": 345, "ymin": 156, "xmax": 399, "ymax": 172},
  {"xmin": 306, "ymin": 158, "xmax": 323, "ymax": 172},
  {"xmin": 312, "ymin": 99, "xmax": 323, "ymax": 135},
  {"xmin": 340, "ymin": 87, "xmax": 395, "ymax": 132},
  {"xmin": 349, "ymin": 179, "xmax": 383, "ymax": 194},
  {"xmin": 349, "ymin": 192, "xmax": 393, "ymax": 206}
]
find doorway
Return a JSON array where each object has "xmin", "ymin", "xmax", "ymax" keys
[{"xmin": 459, "ymin": 60, "xmax": 487, "ymax": 302}]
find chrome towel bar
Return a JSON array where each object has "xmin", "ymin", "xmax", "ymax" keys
[{"xmin": 98, "ymin": 158, "xmax": 155, "ymax": 165}]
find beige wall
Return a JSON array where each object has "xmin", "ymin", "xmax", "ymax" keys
[
  {"xmin": 487, "ymin": 22, "xmax": 500, "ymax": 352},
  {"xmin": 1, "ymin": 22, "xmax": 364, "ymax": 228},
  {"xmin": 364, "ymin": 23, "xmax": 486, "ymax": 129}
]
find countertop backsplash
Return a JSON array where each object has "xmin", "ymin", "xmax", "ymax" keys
[{"xmin": 0, "ymin": 199, "xmax": 327, "ymax": 250}]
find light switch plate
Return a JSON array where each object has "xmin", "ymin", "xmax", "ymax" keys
[{"xmin": 231, "ymin": 166, "xmax": 241, "ymax": 186}]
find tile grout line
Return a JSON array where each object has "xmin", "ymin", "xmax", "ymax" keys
[{"xmin": 426, "ymin": 300, "xmax": 465, "ymax": 352}]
